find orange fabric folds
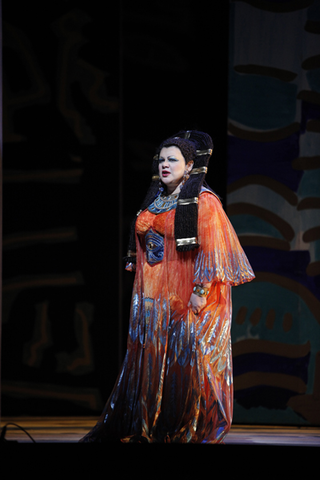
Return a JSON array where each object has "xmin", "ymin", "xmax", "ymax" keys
[
  {"xmin": 195, "ymin": 192, "xmax": 255, "ymax": 286},
  {"xmin": 80, "ymin": 191, "xmax": 254, "ymax": 443}
]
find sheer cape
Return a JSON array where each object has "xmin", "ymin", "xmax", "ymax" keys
[{"xmin": 79, "ymin": 190, "xmax": 254, "ymax": 443}]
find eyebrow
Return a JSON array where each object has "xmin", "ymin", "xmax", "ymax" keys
[{"xmin": 159, "ymin": 156, "xmax": 179, "ymax": 161}]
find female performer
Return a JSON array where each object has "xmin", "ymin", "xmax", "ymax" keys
[{"xmin": 80, "ymin": 130, "xmax": 255, "ymax": 443}]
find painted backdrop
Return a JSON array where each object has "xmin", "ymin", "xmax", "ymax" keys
[
  {"xmin": 1, "ymin": 2, "xmax": 229, "ymax": 417},
  {"xmin": 228, "ymin": 0, "xmax": 320, "ymax": 425}
]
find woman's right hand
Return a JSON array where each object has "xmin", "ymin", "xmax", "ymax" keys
[{"xmin": 188, "ymin": 293, "xmax": 207, "ymax": 316}]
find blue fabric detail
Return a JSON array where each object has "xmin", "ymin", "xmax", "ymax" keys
[{"xmin": 145, "ymin": 229, "xmax": 164, "ymax": 265}]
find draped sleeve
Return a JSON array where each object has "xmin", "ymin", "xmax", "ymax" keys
[{"xmin": 194, "ymin": 191, "xmax": 255, "ymax": 286}]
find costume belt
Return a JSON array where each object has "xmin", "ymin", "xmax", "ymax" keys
[{"xmin": 145, "ymin": 229, "xmax": 164, "ymax": 265}]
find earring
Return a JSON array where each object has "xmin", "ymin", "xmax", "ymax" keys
[
  {"xmin": 180, "ymin": 161, "xmax": 193, "ymax": 188},
  {"xmin": 180, "ymin": 170, "xmax": 190, "ymax": 187}
]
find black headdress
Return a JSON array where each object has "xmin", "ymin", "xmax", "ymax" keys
[{"xmin": 125, "ymin": 130, "xmax": 213, "ymax": 262}]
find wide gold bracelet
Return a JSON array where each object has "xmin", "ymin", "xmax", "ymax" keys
[{"xmin": 193, "ymin": 284, "xmax": 209, "ymax": 297}]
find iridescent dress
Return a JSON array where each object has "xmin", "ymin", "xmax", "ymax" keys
[{"xmin": 80, "ymin": 188, "xmax": 255, "ymax": 443}]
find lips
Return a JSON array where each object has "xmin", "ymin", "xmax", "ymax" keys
[{"xmin": 161, "ymin": 170, "xmax": 170, "ymax": 177}]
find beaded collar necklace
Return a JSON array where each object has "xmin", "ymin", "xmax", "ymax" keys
[{"xmin": 148, "ymin": 192, "xmax": 179, "ymax": 214}]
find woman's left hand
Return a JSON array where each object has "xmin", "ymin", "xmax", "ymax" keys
[{"xmin": 188, "ymin": 293, "xmax": 207, "ymax": 316}]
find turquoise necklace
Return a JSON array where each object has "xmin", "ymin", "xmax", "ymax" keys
[{"xmin": 148, "ymin": 192, "xmax": 179, "ymax": 214}]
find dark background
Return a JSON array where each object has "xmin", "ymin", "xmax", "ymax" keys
[{"xmin": 1, "ymin": 1, "xmax": 229, "ymax": 416}]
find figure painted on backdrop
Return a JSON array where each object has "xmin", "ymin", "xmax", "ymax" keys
[{"xmin": 79, "ymin": 130, "xmax": 255, "ymax": 443}]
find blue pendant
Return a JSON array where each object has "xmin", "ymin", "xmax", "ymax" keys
[{"xmin": 145, "ymin": 229, "xmax": 164, "ymax": 265}]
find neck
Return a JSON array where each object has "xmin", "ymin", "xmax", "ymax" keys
[{"xmin": 166, "ymin": 182, "xmax": 182, "ymax": 195}]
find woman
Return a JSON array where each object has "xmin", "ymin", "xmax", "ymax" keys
[{"xmin": 80, "ymin": 130, "xmax": 255, "ymax": 443}]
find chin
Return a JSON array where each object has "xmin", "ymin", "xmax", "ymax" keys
[{"xmin": 161, "ymin": 179, "xmax": 171, "ymax": 188}]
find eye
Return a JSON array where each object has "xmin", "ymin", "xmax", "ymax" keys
[
  {"xmin": 158, "ymin": 157, "xmax": 164, "ymax": 163},
  {"xmin": 168, "ymin": 157, "xmax": 178, "ymax": 162}
]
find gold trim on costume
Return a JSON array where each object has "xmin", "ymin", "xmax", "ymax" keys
[
  {"xmin": 196, "ymin": 149, "xmax": 212, "ymax": 156},
  {"xmin": 176, "ymin": 237, "xmax": 198, "ymax": 247},
  {"xmin": 190, "ymin": 167, "xmax": 208, "ymax": 175},
  {"xmin": 152, "ymin": 175, "xmax": 160, "ymax": 181},
  {"xmin": 177, "ymin": 197, "xmax": 199, "ymax": 206}
]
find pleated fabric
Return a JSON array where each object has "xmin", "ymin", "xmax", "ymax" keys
[{"xmin": 79, "ymin": 191, "xmax": 255, "ymax": 443}]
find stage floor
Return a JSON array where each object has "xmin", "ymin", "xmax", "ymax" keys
[{"xmin": 1, "ymin": 417, "xmax": 320, "ymax": 445}]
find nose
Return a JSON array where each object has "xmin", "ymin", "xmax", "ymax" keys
[{"xmin": 162, "ymin": 158, "xmax": 169, "ymax": 168}]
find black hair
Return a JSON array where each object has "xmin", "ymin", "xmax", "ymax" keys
[{"xmin": 125, "ymin": 130, "xmax": 214, "ymax": 262}]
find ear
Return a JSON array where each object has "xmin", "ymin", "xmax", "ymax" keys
[{"xmin": 186, "ymin": 161, "xmax": 194, "ymax": 173}]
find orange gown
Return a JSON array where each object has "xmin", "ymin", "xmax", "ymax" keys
[{"xmin": 80, "ymin": 189, "xmax": 255, "ymax": 443}]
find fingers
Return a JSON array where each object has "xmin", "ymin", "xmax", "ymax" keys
[
  {"xmin": 189, "ymin": 295, "xmax": 206, "ymax": 315},
  {"xmin": 188, "ymin": 301, "xmax": 196, "ymax": 312},
  {"xmin": 189, "ymin": 293, "xmax": 209, "ymax": 316}
]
